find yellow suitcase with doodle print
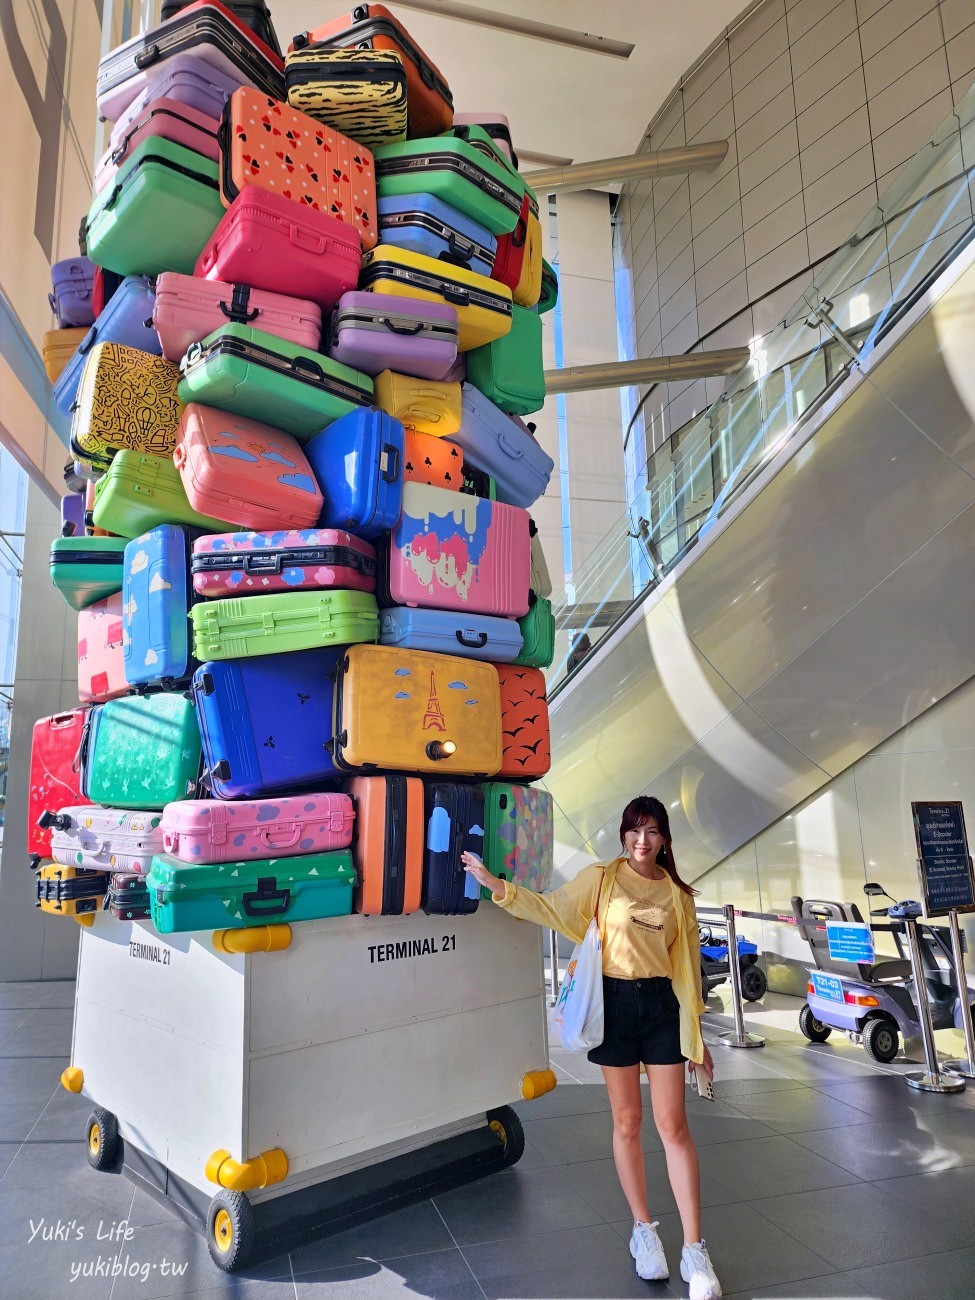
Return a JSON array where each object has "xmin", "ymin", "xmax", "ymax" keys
[
  {"xmin": 71, "ymin": 341, "xmax": 183, "ymax": 467},
  {"xmin": 285, "ymin": 47, "xmax": 408, "ymax": 149}
]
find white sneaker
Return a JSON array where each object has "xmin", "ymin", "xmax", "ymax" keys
[
  {"xmin": 680, "ymin": 1239, "xmax": 722, "ymax": 1300},
  {"xmin": 629, "ymin": 1219, "xmax": 669, "ymax": 1280}
]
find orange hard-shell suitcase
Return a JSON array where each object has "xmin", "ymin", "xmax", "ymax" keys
[
  {"xmin": 496, "ymin": 663, "xmax": 550, "ymax": 780},
  {"xmin": 345, "ymin": 774, "xmax": 423, "ymax": 914},
  {"xmin": 403, "ymin": 429, "xmax": 463, "ymax": 490}
]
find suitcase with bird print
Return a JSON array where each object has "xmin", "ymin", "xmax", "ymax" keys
[{"xmin": 496, "ymin": 663, "xmax": 551, "ymax": 780}]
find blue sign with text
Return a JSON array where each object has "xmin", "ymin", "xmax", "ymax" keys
[
  {"xmin": 810, "ymin": 971, "xmax": 844, "ymax": 1003},
  {"xmin": 826, "ymin": 923, "xmax": 875, "ymax": 964},
  {"xmin": 912, "ymin": 801, "xmax": 975, "ymax": 916}
]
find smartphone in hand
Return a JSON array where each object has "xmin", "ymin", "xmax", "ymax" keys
[{"xmin": 689, "ymin": 1065, "xmax": 715, "ymax": 1102}]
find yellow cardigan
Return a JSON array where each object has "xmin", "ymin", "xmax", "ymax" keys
[{"xmin": 496, "ymin": 855, "xmax": 706, "ymax": 1064}]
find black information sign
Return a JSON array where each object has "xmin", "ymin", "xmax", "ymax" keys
[{"xmin": 911, "ymin": 801, "xmax": 975, "ymax": 917}]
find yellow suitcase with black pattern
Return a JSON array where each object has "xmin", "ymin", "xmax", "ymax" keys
[
  {"xmin": 71, "ymin": 341, "xmax": 183, "ymax": 469},
  {"xmin": 35, "ymin": 863, "xmax": 108, "ymax": 918},
  {"xmin": 284, "ymin": 46, "xmax": 407, "ymax": 148}
]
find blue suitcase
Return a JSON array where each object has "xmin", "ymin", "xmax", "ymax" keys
[
  {"xmin": 422, "ymin": 782, "xmax": 484, "ymax": 916},
  {"xmin": 122, "ymin": 525, "xmax": 197, "ymax": 686},
  {"xmin": 379, "ymin": 606, "xmax": 522, "ymax": 662},
  {"xmin": 451, "ymin": 384, "xmax": 553, "ymax": 509},
  {"xmin": 54, "ymin": 276, "xmax": 161, "ymax": 415},
  {"xmin": 377, "ymin": 194, "xmax": 497, "ymax": 279},
  {"xmin": 192, "ymin": 648, "xmax": 339, "ymax": 798},
  {"xmin": 305, "ymin": 407, "xmax": 405, "ymax": 540}
]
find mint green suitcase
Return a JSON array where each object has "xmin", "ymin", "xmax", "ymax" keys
[
  {"xmin": 50, "ymin": 536, "xmax": 127, "ymax": 610},
  {"xmin": 513, "ymin": 591, "xmax": 555, "ymax": 668},
  {"xmin": 375, "ymin": 133, "xmax": 524, "ymax": 237},
  {"xmin": 466, "ymin": 302, "xmax": 545, "ymax": 415},
  {"xmin": 92, "ymin": 451, "xmax": 227, "ymax": 538},
  {"xmin": 81, "ymin": 692, "xmax": 202, "ymax": 810},
  {"xmin": 190, "ymin": 589, "xmax": 380, "ymax": 661},
  {"xmin": 147, "ymin": 849, "xmax": 356, "ymax": 933}
]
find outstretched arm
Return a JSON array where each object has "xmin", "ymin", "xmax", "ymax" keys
[{"xmin": 462, "ymin": 853, "xmax": 600, "ymax": 944}]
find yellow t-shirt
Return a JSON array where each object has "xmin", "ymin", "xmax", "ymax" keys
[{"xmin": 601, "ymin": 861, "xmax": 677, "ymax": 979}]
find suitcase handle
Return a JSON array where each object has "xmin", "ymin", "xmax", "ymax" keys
[
  {"xmin": 444, "ymin": 233, "xmax": 473, "ymax": 265},
  {"xmin": 257, "ymin": 824, "xmax": 303, "ymax": 849},
  {"xmin": 220, "ymin": 284, "xmax": 259, "ymax": 323},
  {"xmin": 380, "ymin": 443, "xmax": 400, "ymax": 482},
  {"xmin": 134, "ymin": 43, "xmax": 161, "ymax": 70},
  {"xmin": 289, "ymin": 226, "xmax": 329, "ymax": 255},
  {"xmin": 78, "ymin": 326, "xmax": 98, "ymax": 356},
  {"xmin": 456, "ymin": 630, "xmax": 488, "ymax": 649},
  {"xmin": 291, "ymin": 354, "xmax": 324, "ymax": 380},
  {"xmin": 498, "ymin": 431, "xmax": 524, "ymax": 461},
  {"xmin": 173, "ymin": 445, "xmax": 187, "ymax": 470},
  {"xmin": 441, "ymin": 286, "xmax": 471, "ymax": 308},
  {"xmin": 383, "ymin": 316, "xmax": 424, "ymax": 336},
  {"xmin": 242, "ymin": 877, "xmax": 291, "ymax": 917},
  {"xmin": 509, "ymin": 218, "xmax": 527, "ymax": 250}
]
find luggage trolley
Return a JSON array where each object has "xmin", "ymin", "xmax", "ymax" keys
[{"xmin": 62, "ymin": 906, "xmax": 554, "ymax": 1271}]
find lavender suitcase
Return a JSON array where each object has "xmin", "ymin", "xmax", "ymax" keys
[
  {"xmin": 111, "ymin": 53, "xmax": 241, "ymax": 129},
  {"xmin": 49, "ymin": 258, "xmax": 96, "ymax": 328},
  {"xmin": 54, "ymin": 276, "xmax": 161, "ymax": 416},
  {"xmin": 61, "ymin": 493, "xmax": 85, "ymax": 537},
  {"xmin": 160, "ymin": 792, "xmax": 355, "ymax": 862},
  {"xmin": 451, "ymin": 384, "xmax": 553, "ymax": 509},
  {"xmin": 95, "ymin": 96, "xmax": 220, "ymax": 195},
  {"xmin": 328, "ymin": 290, "xmax": 459, "ymax": 381}
]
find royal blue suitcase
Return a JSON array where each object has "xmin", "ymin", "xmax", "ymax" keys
[
  {"xmin": 376, "ymin": 195, "xmax": 496, "ymax": 279},
  {"xmin": 54, "ymin": 276, "xmax": 161, "ymax": 415},
  {"xmin": 304, "ymin": 407, "xmax": 405, "ymax": 540},
  {"xmin": 422, "ymin": 782, "xmax": 484, "ymax": 915},
  {"xmin": 379, "ymin": 606, "xmax": 522, "ymax": 662},
  {"xmin": 451, "ymin": 383, "xmax": 553, "ymax": 509},
  {"xmin": 122, "ymin": 525, "xmax": 197, "ymax": 686},
  {"xmin": 192, "ymin": 648, "xmax": 339, "ymax": 798}
]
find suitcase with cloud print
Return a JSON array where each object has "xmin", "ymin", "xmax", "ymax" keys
[
  {"xmin": 78, "ymin": 592, "xmax": 129, "ymax": 703},
  {"xmin": 190, "ymin": 588, "xmax": 379, "ymax": 661},
  {"xmin": 344, "ymin": 774, "xmax": 424, "ymax": 915},
  {"xmin": 161, "ymin": 791, "xmax": 355, "ymax": 863},
  {"xmin": 92, "ymin": 450, "xmax": 227, "ymax": 539},
  {"xmin": 71, "ymin": 342, "xmax": 182, "ymax": 469},
  {"xmin": 55, "ymin": 277, "xmax": 162, "ymax": 417},
  {"xmin": 48, "ymin": 805, "xmax": 164, "ymax": 875},
  {"xmin": 29, "ymin": 710, "xmax": 93, "ymax": 868},
  {"xmin": 80, "ymin": 691, "xmax": 202, "ymax": 809},
  {"xmin": 422, "ymin": 782, "xmax": 483, "ymax": 916},
  {"xmin": 496, "ymin": 663, "xmax": 551, "ymax": 780},
  {"xmin": 122, "ymin": 525, "xmax": 196, "ymax": 686},
  {"xmin": 379, "ymin": 606, "xmax": 522, "ymax": 663},
  {"xmin": 191, "ymin": 527, "xmax": 377, "ymax": 598},
  {"xmin": 403, "ymin": 429, "xmax": 463, "ymax": 490},
  {"xmin": 481, "ymin": 782, "xmax": 553, "ymax": 899},
  {"xmin": 373, "ymin": 371, "xmax": 461, "ymax": 437},
  {"xmin": 304, "ymin": 407, "xmax": 405, "ymax": 541},
  {"xmin": 285, "ymin": 47, "xmax": 407, "ymax": 148}
]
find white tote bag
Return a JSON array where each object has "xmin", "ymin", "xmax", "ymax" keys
[{"xmin": 551, "ymin": 871, "xmax": 609, "ymax": 1052}]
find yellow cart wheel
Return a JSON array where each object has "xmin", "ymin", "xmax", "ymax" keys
[
  {"xmin": 206, "ymin": 1189, "xmax": 255, "ymax": 1272},
  {"xmin": 85, "ymin": 1108, "xmax": 119, "ymax": 1172},
  {"xmin": 486, "ymin": 1104, "xmax": 525, "ymax": 1169}
]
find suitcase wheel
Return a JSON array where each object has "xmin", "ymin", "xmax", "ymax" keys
[
  {"xmin": 207, "ymin": 1190, "xmax": 255, "ymax": 1272},
  {"xmin": 85, "ymin": 1107, "xmax": 119, "ymax": 1172},
  {"xmin": 486, "ymin": 1104, "xmax": 525, "ymax": 1169}
]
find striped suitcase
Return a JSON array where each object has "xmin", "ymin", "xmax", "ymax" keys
[
  {"xmin": 285, "ymin": 47, "xmax": 407, "ymax": 148},
  {"xmin": 345, "ymin": 775, "xmax": 424, "ymax": 915}
]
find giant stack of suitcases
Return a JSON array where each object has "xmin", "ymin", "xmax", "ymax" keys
[{"xmin": 34, "ymin": 0, "xmax": 560, "ymax": 940}]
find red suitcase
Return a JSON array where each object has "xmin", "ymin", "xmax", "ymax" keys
[
  {"xmin": 496, "ymin": 664, "xmax": 551, "ymax": 780},
  {"xmin": 28, "ymin": 710, "xmax": 93, "ymax": 868}
]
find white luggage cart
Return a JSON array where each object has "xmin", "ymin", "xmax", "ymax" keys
[{"xmin": 63, "ymin": 905, "xmax": 555, "ymax": 1270}]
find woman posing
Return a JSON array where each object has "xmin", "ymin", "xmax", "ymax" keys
[{"xmin": 463, "ymin": 795, "xmax": 721, "ymax": 1300}]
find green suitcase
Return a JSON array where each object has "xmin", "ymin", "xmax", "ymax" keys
[
  {"xmin": 513, "ymin": 591, "xmax": 555, "ymax": 668},
  {"xmin": 92, "ymin": 451, "xmax": 227, "ymax": 538},
  {"xmin": 375, "ymin": 133, "xmax": 524, "ymax": 237},
  {"xmin": 481, "ymin": 782, "xmax": 554, "ymax": 900},
  {"xmin": 49, "ymin": 536, "xmax": 127, "ymax": 611},
  {"xmin": 81, "ymin": 692, "xmax": 202, "ymax": 810},
  {"xmin": 538, "ymin": 258, "xmax": 558, "ymax": 314},
  {"xmin": 177, "ymin": 324, "xmax": 374, "ymax": 442},
  {"xmin": 147, "ymin": 848, "xmax": 356, "ymax": 934},
  {"xmin": 466, "ymin": 302, "xmax": 545, "ymax": 415},
  {"xmin": 190, "ymin": 589, "xmax": 379, "ymax": 661}
]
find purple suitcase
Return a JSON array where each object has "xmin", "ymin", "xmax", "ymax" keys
[
  {"xmin": 61, "ymin": 493, "xmax": 86, "ymax": 537},
  {"xmin": 327, "ymin": 291, "xmax": 459, "ymax": 381},
  {"xmin": 49, "ymin": 258, "xmax": 96, "ymax": 328},
  {"xmin": 110, "ymin": 53, "xmax": 242, "ymax": 131}
]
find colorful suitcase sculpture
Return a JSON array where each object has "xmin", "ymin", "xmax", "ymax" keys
[
  {"xmin": 466, "ymin": 302, "xmax": 545, "ymax": 415},
  {"xmin": 403, "ymin": 429, "xmax": 463, "ymax": 490},
  {"xmin": 107, "ymin": 873, "xmax": 152, "ymax": 920},
  {"xmin": 379, "ymin": 606, "xmax": 522, "ymax": 663},
  {"xmin": 161, "ymin": 791, "xmax": 355, "ymax": 862},
  {"xmin": 344, "ymin": 774, "xmax": 423, "ymax": 915},
  {"xmin": 291, "ymin": 5, "xmax": 452, "ymax": 138},
  {"xmin": 95, "ymin": 97, "xmax": 220, "ymax": 195},
  {"xmin": 122, "ymin": 525, "xmax": 196, "ymax": 686},
  {"xmin": 50, "ymin": 536, "xmax": 126, "ymax": 611},
  {"xmin": 453, "ymin": 113, "xmax": 517, "ymax": 167},
  {"xmin": 422, "ymin": 782, "xmax": 483, "ymax": 915},
  {"xmin": 174, "ymin": 404, "xmax": 325, "ymax": 529},
  {"xmin": 482, "ymin": 783, "xmax": 554, "ymax": 899},
  {"xmin": 460, "ymin": 464, "xmax": 496, "ymax": 500},
  {"xmin": 327, "ymin": 290, "xmax": 459, "ymax": 380},
  {"xmin": 35, "ymin": 865, "xmax": 107, "ymax": 919},
  {"xmin": 55, "ymin": 276, "xmax": 161, "ymax": 417},
  {"xmin": 304, "ymin": 407, "xmax": 404, "ymax": 540},
  {"xmin": 85, "ymin": 137, "xmax": 225, "ymax": 277},
  {"xmin": 192, "ymin": 528, "xmax": 377, "ymax": 598},
  {"xmin": 161, "ymin": 0, "xmax": 282, "ymax": 56},
  {"xmin": 78, "ymin": 592, "xmax": 129, "ymax": 703},
  {"xmin": 48, "ymin": 805, "xmax": 164, "ymax": 875},
  {"xmin": 195, "ymin": 188, "xmax": 361, "ymax": 312},
  {"xmin": 153, "ymin": 271, "xmax": 322, "ymax": 363},
  {"xmin": 376, "ymin": 194, "xmax": 496, "ymax": 279},
  {"xmin": 29, "ymin": 710, "xmax": 92, "ymax": 868},
  {"xmin": 192, "ymin": 648, "xmax": 340, "ymax": 797},
  {"xmin": 284, "ymin": 47, "xmax": 407, "ymax": 148},
  {"xmin": 92, "ymin": 450, "xmax": 227, "ymax": 538},
  {"xmin": 80, "ymin": 691, "xmax": 202, "ymax": 809},
  {"xmin": 359, "ymin": 245, "xmax": 512, "ymax": 351},
  {"xmin": 538, "ymin": 257, "xmax": 558, "ymax": 314},
  {"xmin": 374, "ymin": 371, "xmax": 461, "ymax": 438},
  {"xmin": 43, "ymin": 329, "xmax": 87, "ymax": 383},
  {"xmin": 530, "ymin": 522, "xmax": 552, "ymax": 598},
  {"xmin": 383, "ymin": 482, "xmax": 531, "ymax": 618},
  {"xmin": 71, "ymin": 342, "xmax": 182, "ymax": 469},
  {"xmin": 190, "ymin": 589, "xmax": 379, "ymax": 661},
  {"xmin": 219, "ymin": 87, "xmax": 378, "ymax": 251},
  {"xmin": 331, "ymin": 644, "xmax": 502, "ymax": 777},
  {"xmin": 496, "ymin": 664, "xmax": 551, "ymax": 780},
  {"xmin": 513, "ymin": 592, "xmax": 555, "ymax": 669},
  {"xmin": 49, "ymin": 257, "xmax": 95, "ymax": 327},
  {"xmin": 60, "ymin": 491, "xmax": 85, "ymax": 538},
  {"xmin": 177, "ymin": 325, "xmax": 373, "ymax": 440},
  {"xmin": 147, "ymin": 848, "xmax": 356, "ymax": 933},
  {"xmin": 96, "ymin": 0, "xmax": 285, "ymax": 122},
  {"xmin": 110, "ymin": 54, "xmax": 242, "ymax": 136},
  {"xmin": 450, "ymin": 384, "xmax": 553, "ymax": 508},
  {"xmin": 375, "ymin": 135, "xmax": 522, "ymax": 237}
]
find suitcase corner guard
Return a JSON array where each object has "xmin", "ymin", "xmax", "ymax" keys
[
  {"xmin": 520, "ymin": 1068, "xmax": 557, "ymax": 1101},
  {"xmin": 61, "ymin": 1066, "xmax": 84, "ymax": 1093},
  {"xmin": 205, "ymin": 1146, "xmax": 289, "ymax": 1191},
  {"xmin": 212, "ymin": 924, "xmax": 292, "ymax": 955}
]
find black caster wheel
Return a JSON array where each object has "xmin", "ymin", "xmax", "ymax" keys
[
  {"xmin": 740, "ymin": 963, "xmax": 767, "ymax": 1002},
  {"xmin": 487, "ymin": 1105, "xmax": 525, "ymax": 1170},
  {"xmin": 799, "ymin": 1003, "xmax": 832, "ymax": 1043},
  {"xmin": 85, "ymin": 1108, "xmax": 119, "ymax": 1172},
  {"xmin": 863, "ymin": 1018, "xmax": 899, "ymax": 1063},
  {"xmin": 207, "ymin": 1190, "xmax": 255, "ymax": 1272}
]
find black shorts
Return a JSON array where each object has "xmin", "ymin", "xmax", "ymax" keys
[{"xmin": 587, "ymin": 975, "xmax": 685, "ymax": 1067}]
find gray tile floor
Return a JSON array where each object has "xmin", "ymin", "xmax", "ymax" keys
[{"xmin": 2, "ymin": 979, "xmax": 974, "ymax": 1298}]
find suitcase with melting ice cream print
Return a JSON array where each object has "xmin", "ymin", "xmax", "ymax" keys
[
  {"xmin": 191, "ymin": 528, "xmax": 377, "ymax": 598},
  {"xmin": 481, "ymin": 782, "xmax": 554, "ymax": 900}
]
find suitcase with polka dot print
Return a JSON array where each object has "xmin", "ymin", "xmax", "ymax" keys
[
  {"xmin": 47, "ymin": 805, "xmax": 165, "ymax": 876},
  {"xmin": 160, "ymin": 791, "xmax": 355, "ymax": 864}
]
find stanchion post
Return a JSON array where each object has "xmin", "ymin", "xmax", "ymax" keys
[
  {"xmin": 548, "ymin": 929, "xmax": 560, "ymax": 1007},
  {"xmin": 717, "ymin": 904, "xmax": 765, "ymax": 1050},
  {"xmin": 943, "ymin": 909, "xmax": 975, "ymax": 1080},
  {"xmin": 903, "ymin": 912, "xmax": 965, "ymax": 1093}
]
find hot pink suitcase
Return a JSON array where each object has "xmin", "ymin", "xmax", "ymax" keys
[
  {"xmin": 153, "ymin": 271, "xmax": 322, "ymax": 362},
  {"xmin": 94, "ymin": 97, "xmax": 220, "ymax": 194},
  {"xmin": 160, "ymin": 791, "xmax": 355, "ymax": 862},
  {"xmin": 174, "ymin": 404, "xmax": 324, "ymax": 530},
  {"xmin": 192, "ymin": 527, "xmax": 377, "ymax": 597},
  {"xmin": 78, "ymin": 591, "xmax": 129, "ymax": 703},
  {"xmin": 194, "ymin": 187, "xmax": 361, "ymax": 311},
  {"xmin": 384, "ymin": 481, "xmax": 530, "ymax": 617}
]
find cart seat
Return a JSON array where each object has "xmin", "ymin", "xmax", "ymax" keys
[
  {"xmin": 791, "ymin": 895, "xmax": 904, "ymax": 981},
  {"xmin": 862, "ymin": 958, "xmax": 911, "ymax": 982}
]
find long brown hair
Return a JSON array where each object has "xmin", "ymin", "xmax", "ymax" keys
[{"xmin": 619, "ymin": 796, "xmax": 697, "ymax": 896}]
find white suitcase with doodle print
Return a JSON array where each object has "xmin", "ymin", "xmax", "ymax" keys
[{"xmin": 48, "ymin": 805, "xmax": 165, "ymax": 875}]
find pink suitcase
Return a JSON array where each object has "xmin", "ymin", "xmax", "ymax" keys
[
  {"xmin": 160, "ymin": 791, "xmax": 355, "ymax": 862},
  {"xmin": 453, "ymin": 113, "xmax": 516, "ymax": 167},
  {"xmin": 153, "ymin": 271, "xmax": 322, "ymax": 362},
  {"xmin": 192, "ymin": 527, "xmax": 377, "ymax": 597},
  {"xmin": 78, "ymin": 591, "xmax": 129, "ymax": 703},
  {"xmin": 195, "ymin": 187, "xmax": 361, "ymax": 311},
  {"xmin": 384, "ymin": 481, "xmax": 530, "ymax": 617},
  {"xmin": 94, "ymin": 97, "xmax": 220, "ymax": 194},
  {"xmin": 174, "ymin": 404, "xmax": 324, "ymax": 530}
]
